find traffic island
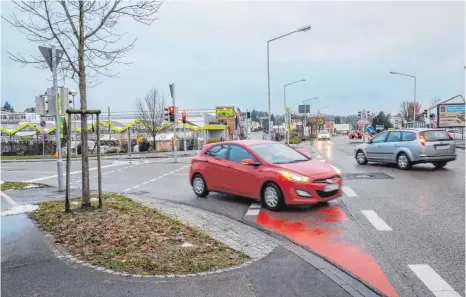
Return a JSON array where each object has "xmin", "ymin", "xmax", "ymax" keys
[
  {"xmin": 30, "ymin": 193, "xmax": 250, "ymax": 276},
  {"xmin": 0, "ymin": 181, "xmax": 49, "ymax": 191}
]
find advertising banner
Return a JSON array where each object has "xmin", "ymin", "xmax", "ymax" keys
[
  {"xmin": 437, "ymin": 104, "xmax": 465, "ymax": 128},
  {"xmin": 216, "ymin": 106, "xmax": 235, "ymax": 119}
]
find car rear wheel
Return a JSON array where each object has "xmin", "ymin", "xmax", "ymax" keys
[
  {"xmin": 192, "ymin": 174, "xmax": 209, "ymax": 197},
  {"xmin": 433, "ymin": 161, "xmax": 447, "ymax": 169},
  {"xmin": 356, "ymin": 150, "xmax": 368, "ymax": 165},
  {"xmin": 397, "ymin": 153, "xmax": 412, "ymax": 170},
  {"xmin": 262, "ymin": 182, "xmax": 284, "ymax": 211}
]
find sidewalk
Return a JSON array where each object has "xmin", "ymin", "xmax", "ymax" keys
[
  {"xmin": 0, "ymin": 150, "xmax": 200, "ymax": 163},
  {"xmin": 1, "ymin": 189, "xmax": 379, "ymax": 297},
  {"xmin": 454, "ymin": 139, "xmax": 465, "ymax": 149}
]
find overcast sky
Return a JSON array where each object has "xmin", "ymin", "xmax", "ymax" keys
[{"xmin": 1, "ymin": 0, "xmax": 465, "ymax": 116}]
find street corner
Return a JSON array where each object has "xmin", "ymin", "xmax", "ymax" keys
[{"xmin": 242, "ymin": 200, "xmax": 399, "ymax": 297}]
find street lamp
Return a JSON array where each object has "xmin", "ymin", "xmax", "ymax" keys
[
  {"xmin": 284, "ymin": 79, "xmax": 306, "ymax": 144},
  {"xmin": 390, "ymin": 71, "xmax": 417, "ymax": 122},
  {"xmin": 69, "ymin": 89, "xmax": 77, "ymax": 155},
  {"xmin": 267, "ymin": 25, "xmax": 312, "ymax": 140}
]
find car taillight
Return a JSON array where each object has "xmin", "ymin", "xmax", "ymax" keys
[{"xmin": 418, "ymin": 132, "xmax": 426, "ymax": 146}]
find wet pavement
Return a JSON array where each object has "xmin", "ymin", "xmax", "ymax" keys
[{"xmin": 2, "ymin": 135, "xmax": 464, "ymax": 297}]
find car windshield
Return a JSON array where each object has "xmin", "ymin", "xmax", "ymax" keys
[
  {"xmin": 249, "ymin": 143, "xmax": 309, "ymax": 164},
  {"xmin": 320, "ymin": 130, "xmax": 329, "ymax": 134}
]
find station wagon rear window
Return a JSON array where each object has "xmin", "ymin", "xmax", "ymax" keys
[{"xmin": 423, "ymin": 130, "xmax": 452, "ymax": 142}]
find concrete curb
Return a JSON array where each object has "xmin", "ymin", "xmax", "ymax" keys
[{"xmin": 149, "ymin": 197, "xmax": 384, "ymax": 297}]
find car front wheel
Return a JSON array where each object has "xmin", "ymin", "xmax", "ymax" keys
[
  {"xmin": 262, "ymin": 182, "xmax": 284, "ymax": 211},
  {"xmin": 192, "ymin": 174, "xmax": 209, "ymax": 197},
  {"xmin": 356, "ymin": 150, "xmax": 368, "ymax": 165}
]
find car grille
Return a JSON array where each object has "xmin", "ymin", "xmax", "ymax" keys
[
  {"xmin": 313, "ymin": 176, "xmax": 338, "ymax": 183},
  {"xmin": 316, "ymin": 190, "xmax": 339, "ymax": 198}
]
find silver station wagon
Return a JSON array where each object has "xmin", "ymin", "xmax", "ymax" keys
[{"xmin": 354, "ymin": 128, "xmax": 457, "ymax": 170}]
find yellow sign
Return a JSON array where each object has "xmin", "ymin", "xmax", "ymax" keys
[
  {"xmin": 317, "ymin": 118, "xmax": 324, "ymax": 125},
  {"xmin": 216, "ymin": 107, "xmax": 235, "ymax": 118}
]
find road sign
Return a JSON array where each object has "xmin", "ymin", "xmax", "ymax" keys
[
  {"xmin": 40, "ymin": 120, "xmax": 46, "ymax": 128},
  {"xmin": 317, "ymin": 118, "xmax": 324, "ymax": 125},
  {"xmin": 298, "ymin": 105, "xmax": 310, "ymax": 114},
  {"xmin": 366, "ymin": 126, "xmax": 375, "ymax": 134},
  {"xmin": 376, "ymin": 125, "xmax": 384, "ymax": 131},
  {"xmin": 430, "ymin": 113, "xmax": 436, "ymax": 119},
  {"xmin": 38, "ymin": 46, "xmax": 64, "ymax": 72}
]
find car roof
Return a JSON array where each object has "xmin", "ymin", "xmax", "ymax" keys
[
  {"xmin": 390, "ymin": 128, "xmax": 448, "ymax": 132},
  {"xmin": 220, "ymin": 140, "xmax": 277, "ymax": 146}
]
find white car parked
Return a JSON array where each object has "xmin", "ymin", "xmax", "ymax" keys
[{"xmin": 317, "ymin": 130, "xmax": 331, "ymax": 141}]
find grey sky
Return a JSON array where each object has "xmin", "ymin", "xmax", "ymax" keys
[{"xmin": 1, "ymin": 0, "xmax": 464, "ymax": 116}]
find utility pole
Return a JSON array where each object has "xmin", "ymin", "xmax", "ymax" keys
[{"xmin": 169, "ymin": 83, "xmax": 178, "ymax": 162}]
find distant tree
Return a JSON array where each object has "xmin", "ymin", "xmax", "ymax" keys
[
  {"xmin": 24, "ymin": 107, "xmax": 36, "ymax": 113},
  {"xmin": 3, "ymin": 101, "xmax": 14, "ymax": 112},
  {"xmin": 334, "ymin": 116, "xmax": 341, "ymax": 124},
  {"xmin": 430, "ymin": 97, "xmax": 442, "ymax": 108},
  {"xmin": 251, "ymin": 110, "xmax": 258, "ymax": 121},
  {"xmin": 136, "ymin": 88, "xmax": 165, "ymax": 150},
  {"xmin": 371, "ymin": 111, "xmax": 393, "ymax": 129},
  {"xmin": 270, "ymin": 114, "xmax": 276, "ymax": 123},
  {"xmin": 399, "ymin": 101, "xmax": 421, "ymax": 121}
]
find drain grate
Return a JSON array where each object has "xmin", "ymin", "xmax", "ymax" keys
[{"xmin": 342, "ymin": 172, "xmax": 393, "ymax": 180}]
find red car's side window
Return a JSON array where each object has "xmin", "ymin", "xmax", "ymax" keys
[{"xmin": 204, "ymin": 144, "xmax": 229, "ymax": 159}]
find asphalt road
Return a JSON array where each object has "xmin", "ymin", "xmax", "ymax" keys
[
  {"xmin": 312, "ymin": 136, "xmax": 465, "ymax": 297},
  {"xmin": 1, "ymin": 135, "xmax": 464, "ymax": 297}
]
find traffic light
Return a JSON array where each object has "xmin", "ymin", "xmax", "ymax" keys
[
  {"xmin": 358, "ymin": 111, "xmax": 361, "ymax": 117},
  {"xmin": 164, "ymin": 107, "xmax": 169, "ymax": 122},
  {"xmin": 246, "ymin": 112, "xmax": 251, "ymax": 119},
  {"xmin": 423, "ymin": 109, "xmax": 428, "ymax": 117},
  {"xmin": 181, "ymin": 111, "xmax": 187, "ymax": 124},
  {"xmin": 366, "ymin": 111, "xmax": 370, "ymax": 117},
  {"xmin": 168, "ymin": 106, "xmax": 175, "ymax": 122}
]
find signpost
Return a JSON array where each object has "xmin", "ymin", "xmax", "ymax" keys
[
  {"xmin": 375, "ymin": 125, "xmax": 384, "ymax": 131},
  {"xmin": 169, "ymin": 83, "xmax": 177, "ymax": 163},
  {"xmin": 366, "ymin": 125, "xmax": 375, "ymax": 134},
  {"xmin": 39, "ymin": 45, "xmax": 64, "ymax": 191}
]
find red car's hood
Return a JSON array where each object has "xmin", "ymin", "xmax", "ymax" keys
[{"xmin": 276, "ymin": 160, "xmax": 336, "ymax": 177}]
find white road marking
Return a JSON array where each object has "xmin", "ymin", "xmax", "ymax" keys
[
  {"xmin": 123, "ymin": 164, "xmax": 190, "ymax": 192},
  {"xmin": 1, "ymin": 204, "xmax": 39, "ymax": 217},
  {"xmin": 316, "ymin": 155, "xmax": 323, "ymax": 159},
  {"xmin": 342, "ymin": 186, "xmax": 358, "ymax": 197},
  {"xmin": 26, "ymin": 163, "xmax": 121, "ymax": 182},
  {"xmin": 319, "ymin": 159, "xmax": 326, "ymax": 162},
  {"xmin": 1, "ymin": 191, "xmax": 17, "ymax": 206},
  {"xmin": 245, "ymin": 208, "xmax": 260, "ymax": 216},
  {"xmin": 408, "ymin": 264, "xmax": 461, "ymax": 297},
  {"xmin": 361, "ymin": 210, "xmax": 393, "ymax": 231}
]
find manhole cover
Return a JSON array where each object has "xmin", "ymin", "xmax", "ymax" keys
[{"xmin": 342, "ymin": 173, "xmax": 393, "ymax": 180}]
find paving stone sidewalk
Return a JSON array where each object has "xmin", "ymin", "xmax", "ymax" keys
[{"xmin": 128, "ymin": 195, "xmax": 278, "ymax": 259}]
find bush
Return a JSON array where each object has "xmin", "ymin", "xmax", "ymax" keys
[
  {"xmin": 139, "ymin": 139, "xmax": 150, "ymax": 152},
  {"xmin": 289, "ymin": 136, "xmax": 301, "ymax": 144},
  {"xmin": 206, "ymin": 137, "xmax": 221, "ymax": 144}
]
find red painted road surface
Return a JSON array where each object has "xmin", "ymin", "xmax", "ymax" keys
[{"xmin": 256, "ymin": 203, "xmax": 399, "ymax": 297}]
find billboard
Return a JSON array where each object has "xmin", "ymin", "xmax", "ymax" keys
[
  {"xmin": 335, "ymin": 124, "xmax": 350, "ymax": 131},
  {"xmin": 298, "ymin": 104, "xmax": 310, "ymax": 114},
  {"xmin": 437, "ymin": 104, "xmax": 465, "ymax": 128},
  {"xmin": 216, "ymin": 106, "xmax": 235, "ymax": 119}
]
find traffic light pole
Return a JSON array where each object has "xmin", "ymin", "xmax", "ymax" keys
[
  {"xmin": 183, "ymin": 123, "xmax": 187, "ymax": 153},
  {"xmin": 52, "ymin": 46, "xmax": 64, "ymax": 191},
  {"xmin": 170, "ymin": 84, "xmax": 178, "ymax": 163}
]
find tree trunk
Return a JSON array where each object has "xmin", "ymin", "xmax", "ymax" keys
[
  {"xmin": 152, "ymin": 131, "xmax": 156, "ymax": 150},
  {"xmin": 78, "ymin": 3, "xmax": 90, "ymax": 207}
]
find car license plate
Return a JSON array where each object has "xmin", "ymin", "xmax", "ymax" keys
[
  {"xmin": 436, "ymin": 145, "xmax": 450, "ymax": 150},
  {"xmin": 324, "ymin": 184, "xmax": 340, "ymax": 192}
]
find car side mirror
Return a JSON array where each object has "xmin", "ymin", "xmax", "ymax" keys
[
  {"xmin": 367, "ymin": 140, "xmax": 373, "ymax": 144},
  {"xmin": 241, "ymin": 158, "xmax": 259, "ymax": 166}
]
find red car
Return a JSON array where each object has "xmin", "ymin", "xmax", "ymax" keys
[{"xmin": 189, "ymin": 140, "xmax": 343, "ymax": 211}]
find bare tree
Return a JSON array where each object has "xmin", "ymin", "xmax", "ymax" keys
[
  {"xmin": 399, "ymin": 101, "xmax": 421, "ymax": 121},
  {"xmin": 3, "ymin": 1, "xmax": 163, "ymax": 207},
  {"xmin": 136, "ymin": 88, "xmax": 165, "ymax": 150},
  {"xmin": 431, "ymin": 96, "xmax": 442, "ymax": 108}
]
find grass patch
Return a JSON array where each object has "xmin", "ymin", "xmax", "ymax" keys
[
  {"xmin": 0, "ymin": 181, "xmax": 46, "ymax": 191},
  {"xmin": 31, "ymin": 193, "xmax": 249, "ymax": 275}
]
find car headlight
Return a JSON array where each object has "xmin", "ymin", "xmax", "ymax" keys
[
  {"xmin": 329, "ymin": 165, "xmax": 342, "ymax": 177},
  {"xmin": 279, "ymin": 171, "xmax": 310, "ymax": 182}
]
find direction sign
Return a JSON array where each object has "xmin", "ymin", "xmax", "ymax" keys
[
  {"xmin": 317, "ymin": 118, "xmax": 324, "ymax": 125},
  {"xmin": 376, "ymin": 125, "xmax": 384, "ymax": 131},
  {"xmin": 298, "ymin": 104, "xmax": 310, "ymax": 114},
  {"xmin": 38, "ymin": 46, "xmax": 64, "ymax": 72},
  {"xmin": 366, "ymin": 126, "xmax": 375, "ymax": 134}
]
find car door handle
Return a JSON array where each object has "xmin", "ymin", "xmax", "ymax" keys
[
  {"xmin": 225, "ymin": 165, "xmax": 232, "ymax": 168},
  {"xmin": 199, "ymin": 159, "xmax": 209, "ymax": 163}
]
